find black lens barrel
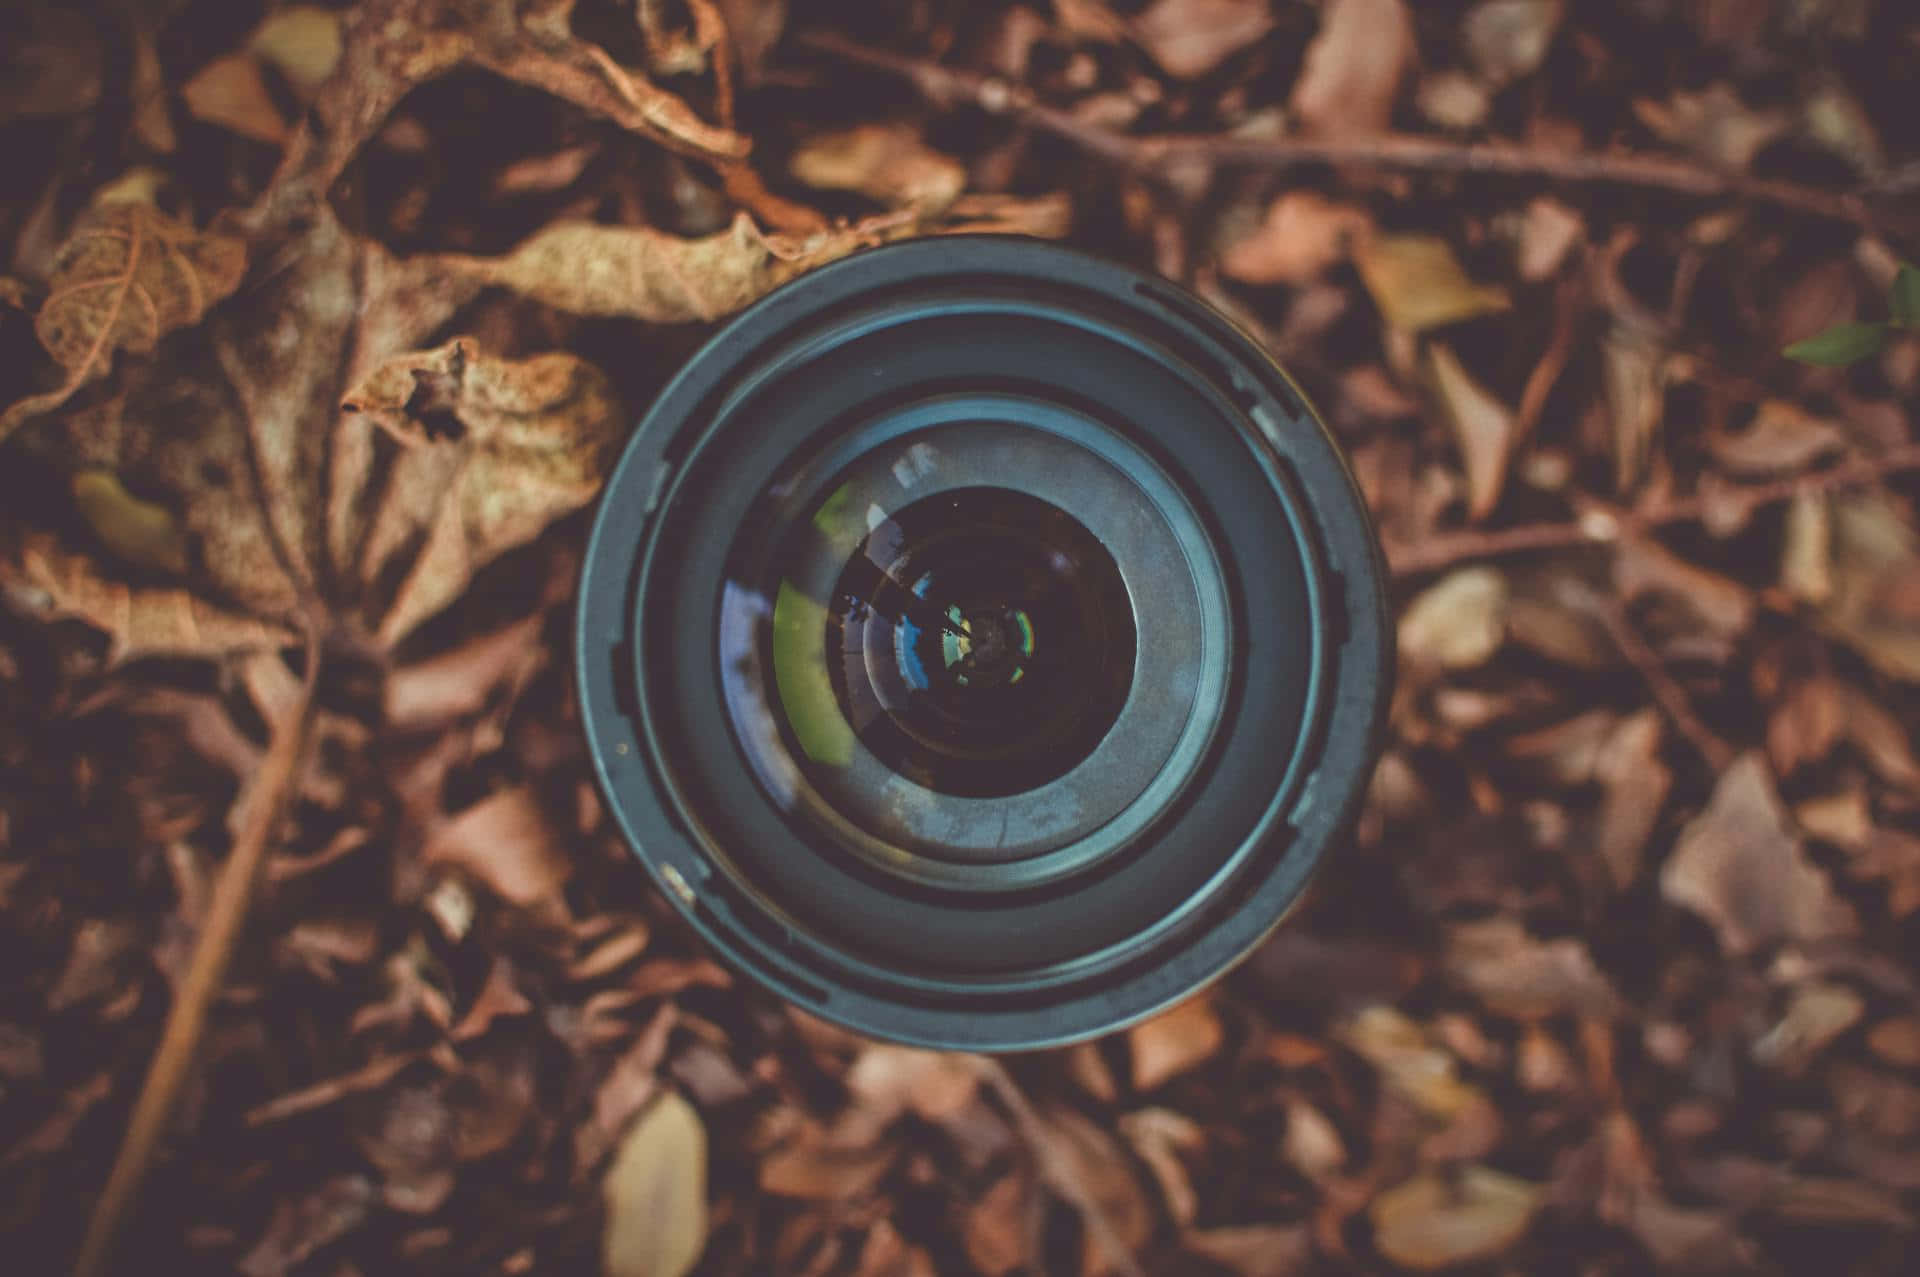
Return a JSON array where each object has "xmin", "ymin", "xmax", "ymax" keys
[{"xmin": 577, "ymin": 237, "xmax": 1390, "ymax": 1050}]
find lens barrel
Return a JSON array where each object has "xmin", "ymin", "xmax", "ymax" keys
[{"xmin": 577, "ymin": 237, "xmax": 1389, "ymax": 1050}]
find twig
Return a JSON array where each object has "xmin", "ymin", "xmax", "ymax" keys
[
  {"xmin": 74, "ymin": 636, "xmax": 322, "ymax": 1277},
  {"xmin": 796, "ymin": 32, "xmax": 1910, "ymax": 237},
  {"xmin": 976, "ymin": 1060, "xmax": 1147, "ymax": 1277},
  {"xmin": 1588, "ymin": 589, "xmax": 1735, "ymax": 771},
  {"xmin": 1387, "ymin": 442, "xmax": 1920, "ymax": 577}
]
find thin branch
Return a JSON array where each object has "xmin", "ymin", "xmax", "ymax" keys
[
  {"xmin": 1589, "ymin": 589, "xmax": 1735, "ymax": 771},
  {"xmin": 1387, "ymin": 442, "xmax": 1920, "ymax": 577},
  {"xmin": 75, "ymin": 637, "xmax": 322, "ymax": 1277},
  {"xmin": 796, "ymin": 32, "xmax": 1910, "ymax": 237}
]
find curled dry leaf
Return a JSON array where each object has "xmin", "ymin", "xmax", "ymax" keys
[
  {"xmin": 1443, "ymin": 916, "xmax": 1621, "ymax": 1020},
  {"xmin": 1709, "ymin": 400, "xmax": 1846, "ymax": 476},
  {"xmin": 1752, "ymin": 983, "xmax": 1864, "ymax": 1072},
  {"xmin": 1128, "ymin": 991, "xmax": 1224, "ymax": 1090},
  {"xmin": 422, "ymin": 787, "xmax": 573, "ymax": 923},
  {"xmin": 602, "ymin": 1091, "xmax": 709, "ymax": 1277},
  {"xmin": 1370, "ymin": 1166, "xmax": 1542, "ymax": 1270},
  {"xmin": 1660, "ymin": 753, "xmax": 1858, "ymax": 955},
  {"xmin": 1, "ymin": 203, "xmax": 245, "ymax": 445},
  {"xmin": 1290, "ymin": 0, "xmax": 1417, "ymax": 137},
  {"xmin": 1131, "ymin": 0, "xmax": 1275, "ymax": 79},
  {"xmin": 1515, "ymin": 196, "xmax": 1585, "ymax": 282},
  {"xmin": 1427, "ymin": 342, "xmax": 1516, "ymax": 521},
  {"xmin": 1356, "ymin": 234, "xmax": 1511, "ymax": 334},
  {"xmin": 789, "ymin": 125, "xmax": 967, "ymax": 213},
  {"xmin": 1219, "ymin": 190, "xmax": 1369, "ymax": 286},
  {"xmin": 68, "ymin": 470, "xmax": 189, "ymax": 574},
  {"xmin": 183, "ymin": 53, "xmax": 291, "ymax": 146},
  {"xmin": 339, "ymin": 338, "xmax": 622, "ymax": 645},
  {"xmin": 1399, "ymin": 567, "xmax": 1509, "ymax": 671}
]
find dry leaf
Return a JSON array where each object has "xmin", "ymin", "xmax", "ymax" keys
[
  {"xmin": 1660, "ymin": 753, "xmax": 1858, "ymax": 955},
  {"xmin": 1634, "ymin": 83, "xmax": 1787, "ymax": 171},
  {"xmin": 1782, "ymin": 491, "xmax": 1833, "ymax": 604},
  {"xmin": 1752, "ymin": 983, "xmax": 1863, "ymax": 1072},
  {"xmin": 1356, "ymin": 234, "xmax": 1511, "ymax": 334},
  {"xmin": 1515, "ymin": 196, "xmax": 1584, "ymax": 281},
  {"xmin": 69, "ymin": 469, "xmax": 188, "ymax": 574},
  {"xmin": 1463, "ymin": 0, "xmax": 1563, "ymax": 86},
  {"xmin": 1819, "ymin": 493, "xmax": 1920, "ymax": 682},
  {"xmin": 384, "ymin": 614, "xmax": 545, "ymax": 730},
  {"xmin": 842, "ymin": 1045, "xmax": 984, "ymax": 1133},
  {"xmin": 1710, "ymin": 401, "xmax": 1846, "ymax": 476},
  {"xmin": 1118, "ymin": 1108, "xmax": 1204, "ymax": 1225},
  {"xmin": 433, "ymin": 213, "xmax": 891, "ymax": 325},
  {"xmin": 1443, "ymin": 917, "xmax": 1621, "ymax": 1020},
  {"xmin": 1284, "ymin": 1099, "xmax": 1348, "ymax": 1182},
  {"xmin": 1, "ymin": 203, "xmax": 245, "ymax": 445},
  {"xmin": 1427, "ymin": 342, "xmax": 1516, "ymax": 521},
  {"xmin": 1594, "ymin": 708, "xmax": 1670, "ymax": 887},
  {"xmin": 237, "ymin": 1176, "xmax": 376, "ymax": 1277},
  {"xmin": 789, "ymin": 125, "xmax": 966, "ymax": 212},
  {"xmin": 1417, "ymin": 71, "xmax": 1492, "ymax": 130},
  {"xmin": 965, "ymin": 1169, "xmax": 1033, "ymax": 1276},
  {"xmin": 0, "ymin": 4, "xmax": 103, "ymax": 123},
  {"xmin": 1128, "ymin": 992, "xmax": 1224, "ymax": 1090},
  {"xmin": 1032, "ymin": 1106, "xmax": 1153, "ymax": 1254},
  {"xmin": 1868, "ymin": 1017, "xmax": 1920, "ymax": 1068},
  {"xmin": 339, "ymin": 338, "xmax": 621, "ymax": 644},
  {"xmin": 251, "ymin": 6, "xmax": 345, "ymax": 99},
  {"xmin": 1219, "ymin": 190, "xmax": 1368, "ymax": 286},
  {"xmin": 1370, "ymin": 1166, "xmax": 1541, "ymax": 1270},
  {"xmin": 602, "ymin": 1091, "xmax": 708, "ymax": 1277},
  {"xmin": 1848, "ymin": 827, "xmax": 1920, "ymax": 917},
  {"xmin": 1600, "ymin": 324, "xmax": 1666, "ymax": 491},
  {"xmin": 1290, "ymin": 0, "xmax": 1417, "ymax": 137},
  {"xmin": 183, "ymin": 52, "xmax": 291, "ymax": 145},
  {"xmin": 1131, "ymin": 0, "xmax": 1275, "ymax": 79},
  {"xmin": 357, "ymin": 1084, "xmax": 458, "ymax": 1213},
  {"xmin": 759, "ymin": 1121, "xmax": 894, "ymax": 1200},
  {"xmin": 422, "ymin": 787, "xmax": 572, "ymax": 922},
  {"xmin": 1185, "ymin": 1226, "xmax": 1312, "ymax": 1277},
  {"xmin": 1399, "ymin": 567, "xmax": 1509, "ymax": 671},
  {"xmin": 1613, "ymin": 535, "xmax": 1755, "ymax": 638},
  {"xmin": 1339, "ymin": 1006, "xmax": 1484, "ymax": 1120}
]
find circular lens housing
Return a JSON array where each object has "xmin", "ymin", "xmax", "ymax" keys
[{"xmin": 577, "ymin": 237, "xmax": 1390, "ymax": 1050}]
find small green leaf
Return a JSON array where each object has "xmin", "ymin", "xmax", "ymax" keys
[
  {"xmin": 1890, "ymin": 265, "xmax": 1920, "ymax": 328},
  {"xmin": 1784, "ymin": 321, "xmax": 1889, "ymax": 366}
]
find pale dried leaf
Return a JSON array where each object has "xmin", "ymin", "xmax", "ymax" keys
[
  {"xmin": 1613, "ymin": 535, "xmax": 1755, "ymax": 637},
  {"xmin": 1416, "ymin": 70, "xmax": 1492, "ymax": 130},
  {"xmin": 1128, "ymin": 992, "xmax": 1224, "ymax": 1090},
  {"xmin": 577, "ymin": 1007, "xmax": 677, "ymax": 1173},
  {"xmin": 251, "ymin": 6, "xmax": 345, "ymax": 99},
  {"xmin": 183, "ymin": 52, "xmax": 291, "ymax": 145},
  {"xmin": 1443, "ymin": 917, "xmax": 1621, "ymax": 1020},
  {"xmin": 1132, "ymin": 0, "xmax": 1275, "ymax": 79},
  {"xmin": 1820, "ymin": 493, "xmax": 1920, "ymax": 682},
  {"xmin": 1515, "ymin": 196, "xmax": 1584, "ymax": 281},
  {"xmin": 1752, "ymin": 983, "xmax": 1864, "ymax": 1071},
  {"xmin": 1118, "ymin": 1108, "xmax": 1203, "ymax": 1225},
  {"xmin": 1601, "ymin": 324, "xmax": 1665, "ymax": 490},
  {"xmin": 1795, "ymin": 788, "xmax": 1872, "ymax": 850},
  {"xmin": 1033, "ymin": 1106, "xmax": 1153, "ymax": 1252},
  {"xmin": 1370, "ymin": 1166, "xmax": 1542, "ymax": 1270},
  {"xmin": 1634, "ymin": 83, "xmax": 1787, "ymax": 171},
  {"xmin": 790, "ymin": 125, "xmax": 966, "ymax": 212},
  {"xmin": 1356, "ymin": 234, "xmax": 1511, "ymax": 334},
  {"xmin": 1427, "ymin": 342, "xmax": 1515, "ymax": 521},
  {"xmin": 1290, "ymin": 0, "xmax": 1416, "ymax": 136},
  {"xmin": 1284, "ymin": 1099, "xmax": 1347, "ymax": 1182},
  {"xmin": 1464, "ymin": 0, "xmax": 1563, "ymax": 86},
  {"xmin": 385, "ymin": 614, "xmax": 545, "ymax": 729},
  {"xmin": 1660, "ymin": 753, "xmax": 1858, "ymax": 954},
  {"xmin": 1595, "ymin": 708, "xmax": 1670, "ymax": 887},
  {"xmin": 422, "ymin": 787, "xmax": 572, "ymax": 921},
  {"xmin": 1399, "ymin": 567, "xmax": 1509, "ymax": 671},
  {"xmin": 1338, "ymin": 1006, "xmax": 1483, "ymax": 1120},
  {"xmin": 1219, "ymin": 190, "xmax": 1368, "ymax": 286},
  {"xmin": 1710, "ymin": 401, "xmax": 1846, "ymax": 476},
  {"xmin": 1185, "ymin": 1226, "xmax": 1312, "ymax": 1276},
  {"xmin": 602, "ymin": 1092, "xmax": 708, "ymax": 1277},
  {"xmin": 1782, "ymin": 491, "xmax": 1833, "ymax": 604}
]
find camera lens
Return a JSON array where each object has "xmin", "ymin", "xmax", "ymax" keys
[{"xmin": 578, "ymin": 237, "xmax": 1390, "ymax": 1050}]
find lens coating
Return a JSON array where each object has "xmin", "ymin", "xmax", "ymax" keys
[{"xmin": 821, "ymin": 487, "xmax": 1134, "ymax": 798}]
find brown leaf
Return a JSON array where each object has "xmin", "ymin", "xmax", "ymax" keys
[
  {"xmin": 789, "ymin": 125, "xmax": 967, "ymax": 212},
  {"xmin": 1634, "ymin": 83, "xmax": 1787, "ymax": 171},
  {"xmin": 1033, "ymin": 1106, "xmax": 1153, "ymax": 1255},
  {"xmin": 1463, "ymin": 0, "xmax": 1563, "ymax": 86},
  {"xmin": 602, "ymin": 1091, "xmax": 708, "ymax": 1277},
  {"xmin": 1118, "ymin": 1108, "xmax": 1204, "ymax": 1225},
  {"xmin": 577, "ymin": 1006, "xmax": 677, "ymax": 1174},
  {"xmin": 1709, "ymin": 401, "xmax": 1846, "ymax": 476},
  {"xmin": 1594, "ymin": 708, "xmax": 1670, "ymax": 887},
  {"xmin": 1399, "ymin": 567, "xmax": 1509, "ymax": 671},
  {"xmin": 1659, "ymin": 753, "xmax": 1858, "ymax": 954},
  {"xmin": 250, "ymin": 6, "xmax": 345, "ymax": 100},
  {"xmin": 384, "ymin": 614, "xmax": 545, "ymax": 729},
  {"xmin": 450, "ymin": 956, "xmax": 534, "ymax": 1042},
  {"xmin": 1613, "ymin": 535, "xmax": 1755, "ymax": 638},
  {"xmin": 759, "ymin": 1121, "xmax": 894, "ymax": 1200},
  {"xmin": 1290, "ymin": 0, "xmax": 1417, "ymax": 137},
  {"xmin": 422, "ymin": 787, "xmax": 572, "ymax": 922},
  {"xmin": 1370, "ymin": 1166, "xmax": 1542, "ymax": 1271},
  {"xmin": 1443, "ymin": 917, "xmax": 1621, "ymax": 1020},
  {"xmin": 1848, "ymin": 826, "xmax": 1920, "ymax": 917},
  {"xmin": 0, "ymin": 4, "xmax": 102, "ymax": 123},
  {"xmin": 1356, "ymin": 234, "xmax": 1511, "ymax": 334},
  {"xmin": 183, "ymin": 52, "xmax": 291, "ymax": 146},
  {"xmin": 1600, "ymin": 323, "xmax": 1666, "ymax": 491},
  {"xmin": 844, "ymin": 1045, "xmax": 984, "ymax": 1128},
  {"xmin": 340, "ymin": 338, "xmax": 621, "ymax": 644},
  {"xmin": 1220, "ymin": 191, "xmax": 1369, "ymax": 286},
  {"xmin": 1820, "ymin": 493, "xmax": 1920, "ymax": 682},
  {"xmin": 1, "ymin": 203, "xmax": 245, "ymax": 445},
  {"xmin": 1128, "ymin": 992, "xmax": 1224, "ymax": 1089},
  {"xmin": 237, "ymin": 1175, "xmax": 376, "ymax": 1277},
  {"xmin": 356, "ymin": 1084, "xmax": 457, "ymax": 1213},
  {"xmin": 1427, "ymin": 342, "xmax": 1516, "ymax": 521},
  {"xmin": 1752, "ymin": 983, "xmax": 1864, "ymax": 1072},
  {"xmin": 965, "ymin": 1169, "xmax": 1034, "ymax": 1276},
  {"xmin": 1768, "ymin": 678, "xmax": 1846, "ymax": 778},
  {"xmin": 1338, "ymin": 1006, "xmax": 1484, "ymax": 1121},
  {"xmin": 1868, "ymin": 1017, "xmax": 1920, "ymax": 1067},
  {"xmin": 1284, "ymin": 1098, "xmax": 1348, "ymax": 1183},
  {"xmin": 1184, "ymin": 1225, "xmax": 1312, "ymax": 1277},
  {"xmin": 1515, "ymin": 196, "xmax": 1585, "ymax": 282},
  {"xmin": 1132, "ymin": 0, "xmax": 1275, "ymax": 79}
]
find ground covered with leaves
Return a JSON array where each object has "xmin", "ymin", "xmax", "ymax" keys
[{"xmin": 3, "ymin": 0, "xmax": 1919, "ymax": 1273}]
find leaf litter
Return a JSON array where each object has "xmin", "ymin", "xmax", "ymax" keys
[{"xmin": 4, "ymin": 1, "xmax": 1920, "ymax": 1274}]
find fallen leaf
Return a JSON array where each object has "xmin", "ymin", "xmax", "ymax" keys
[
  {"xmin": 1220, "ymin": 190, "xmax": 1369, "ymax": 286},
  {"xmin": 1399, "ymin": 567, "xmax": 1509, "ymax": 671},
  {"xmin": 1427, "ymin": 342, "xmax": 1516, "ymax": 521},
  {"xmin": 69, "ymin": 469, "xmax": 189, "ymax": 574},
  {"xmin": 384, "ymin": 614, "xmax": 545, "ymax": 729},
  {"xmin": 0, "ymin": 4, "xmax": 103, "ymax": 123},
  {"xmin": 1118, "ymin": 1108, "xmax": 1204, "ymax": 1225},
  {"xmin": 1613, "ymin": 535, "xmax": 1755, "ymax": 638},
  {"xmin": 237, "ymin": 1175, "xmax": 376, "ymax": 1277},
  {"xmin": 1634, "ymin": 83, "xmax": 1788, "ymax": 171},
  {"xmin": 1417, "ymin": 70, "xmax": 1493, "ymax": 130},
  {"xmin": 1, "ymin": 203, "xmax": 245, "ymax": 445},
  {"xmin": 577, "ymin": 1006, "xmax": 677, "ymax": 1174},
  {"xmin": 422, "ymin": 787, "xmax": 573, "ymax": 922},
  {"xmin": 339, "ymin": 337, "xmax": 622, "ymax": 644},
  {"xmin": 1710, "ymin": 401, "xmax": 1846, "ymax": 476},
  {"xmin": 838, "ymin": 1045, "xmax": 984, "ymax": 1143},
  {"xmin": 250, "ymin": 6, "xmax": 345, "ymax": 100},
  {"xmin": 1768, "ymin": 677, "xmax": 1846, "ymax": 777},
  {"xmin": 789, "ymin": 125, "xmax": 966, "ymax": 212},
  {"xmin": 1835, "ymin": 681, "xmax": 1920, "ymax": 790},
  {"xmin": 1659, "ymin": 753, "xmax": 1858, "ymax": 955},
  {"xmin": 1339, "ymin": 1005, "xmax": 1484, "ymax": 1120},
  {"xmin": 1290, "ymin": 0, "xmax": 1416, "ymax": 136},
  {"xmin": 1463, "ymin": 0, "xmax": 1563, "ymax": 86},
  {"xmin": 183, "ymin": 52, "xmax": 291, "ymax": 146},
  {"xmin": 1370, "ymin": 1166, "xmax": 1542, "ymax": 1270},
  {"xmin": 1185, "ymin": 1226, "xmax": 1313, "ymax": 1277},
  {"xmin": 603, "ymin": 1091, "xmax": 708, "ymax": 1277},
  {"xmin": 1443, "ymin": 916, "xmax": 1621, "ymax": 1019},
  {"xmin": 1601, "ymin": 323, "xmax": 1666, "ymax": 491},
  {"xmin": 1868, "ymin": 1017, "xmax": 1920, "ymax": 1067},
  {"xmin": 1131, "ymin": 0, "xmax": 1275, "ymax": 79},
  {"xmin": 1848, "ymin": 827, "xmax": 1920, "ymax": 916},
  {"xmin": 965, "ymin": 1169, "xmax": 1034, "ymax": 1276},
  {"xmin": 1594, "ymin": 708, "xmax": 1671, "ymax": 887},
  {"xmin": 1752, "ymin": 982, "xmax": 1864, "ymax": 1072},
  {"xmin": 1128, "ymin": 992, "xmax": 1224, "ymax": 1089},
  {"xmin": 759, "ymin": 1121, "xmax": 895, "ymax": 1200},
  {"xmin": 1033, "ymin": 1106, "xmax": 1153, "ymax": 1256},
  {"xmin": 1284, "ymin": 1098, "xmax": 1348, "ymax": 1182},
  {"xmin": 356, "ymin": 1084, "xmax": 457, "ymax": 1213},
  {"xmin": 1782, "ymin": 491, "xmax": 1834, "ymax": 604},
  {"xmin": 1356, "ymin": 234, "xmax": 1511, "ymax": 334},
  {"xmin": 1515, "ymin": 196, "xmax": 1585, "ymax": 281},
  {"xmin": 1819, "ymin": 493, "xmax": 1920, "ymax": 682}
]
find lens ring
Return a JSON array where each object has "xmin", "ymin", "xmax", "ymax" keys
[{"xmin": 577, "ymin": 238, "xmax": 1391, "ymax": 1050}]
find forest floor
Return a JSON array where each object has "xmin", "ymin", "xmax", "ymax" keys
[{"xmin": 3, "ymin": 1, "xmax": 1919, "ymax": 1274}]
